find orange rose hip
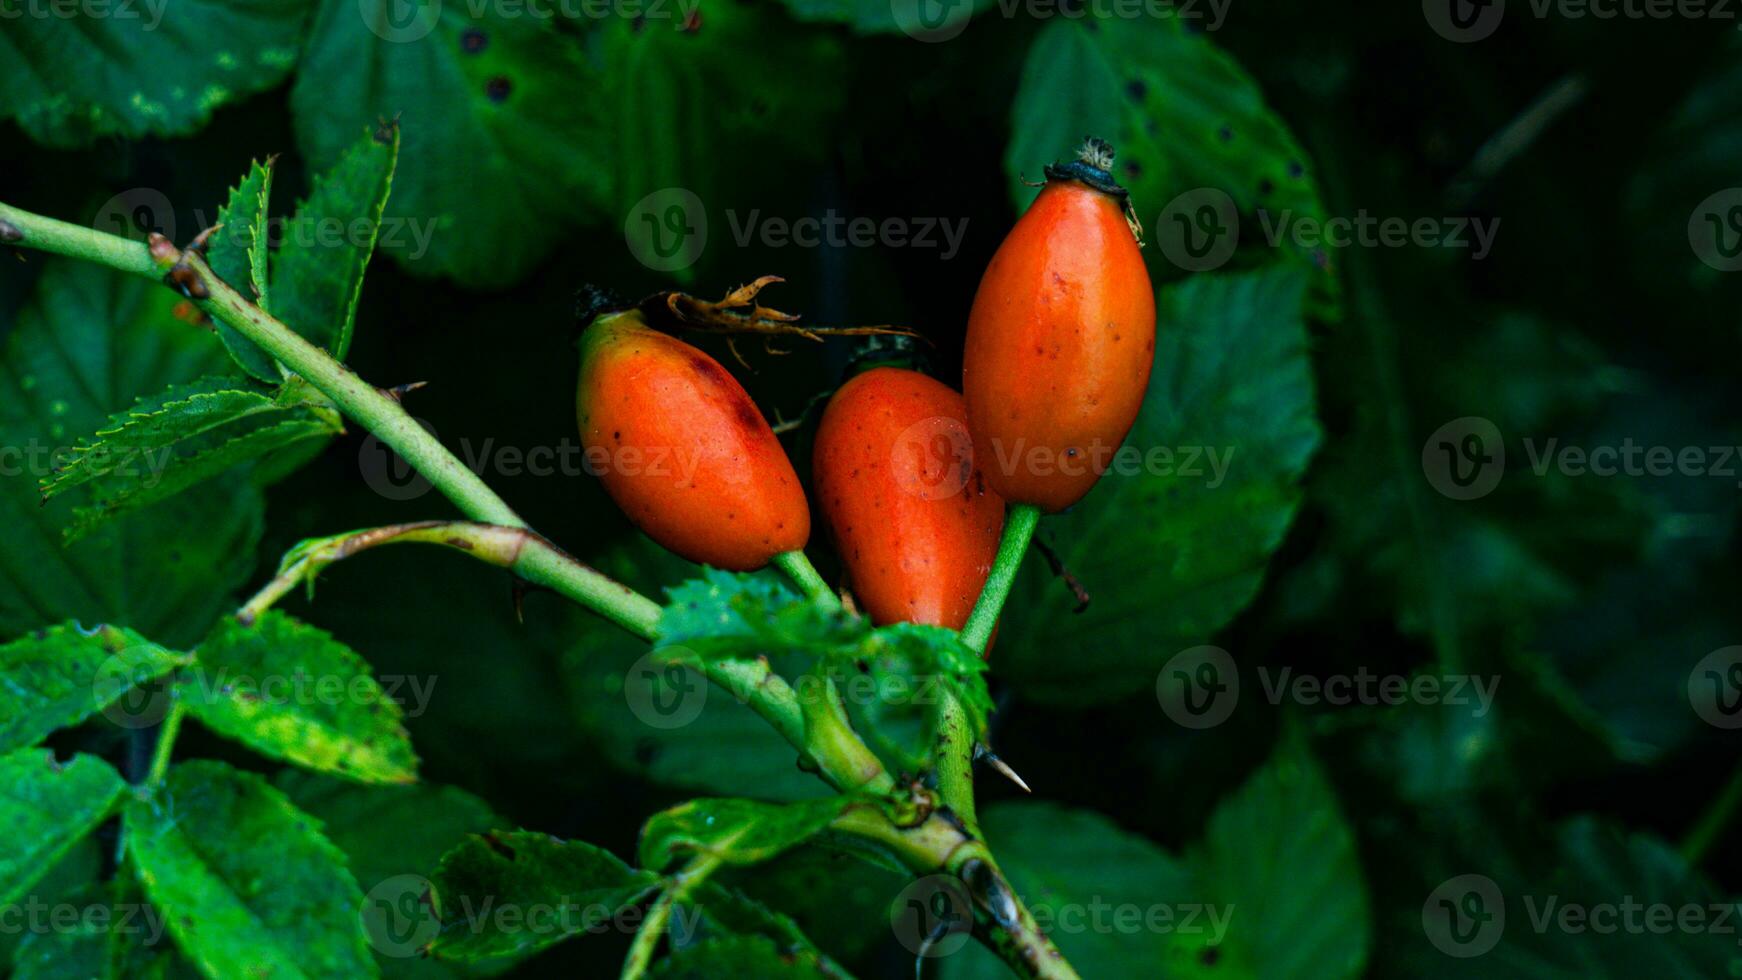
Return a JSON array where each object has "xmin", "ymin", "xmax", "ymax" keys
[
  {"xmin": 963, "ymin": 138, "xmax": 1156, "ymax": 512},
  {"xmin": 576, "ymin": 310, "xmax": 808, "ymax": 571},
  {"xmin": 813, "ymin": 367, "xmax": 1005, "ymax": 630}
]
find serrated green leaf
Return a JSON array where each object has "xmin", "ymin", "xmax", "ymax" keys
[
  {"xmin": 427, "ymin": 831, "xmax": 657, "ymax": 962},
  {"xmin": 0, "ymin": 260, "xmax": 265, "ymax": 647},
  {"xmin": 43, "ymin": 378, "xmax": 287, "ymax": 497},
  {"xmin": 0, "ymin": 751, "xmax": 125, "ymax": 906},
  {"xmin": 126, "ymin": 761, "xmax": 377, "ymax": 980},
  {"xmin": 185, "ymin": 613, "xmax": 417, "ymax": 784},
  {"xmin": 209, "ymin": 160, "xmax": 283, "ymax": 382},
  {"xmin": 65, "ymin": 414, "xmax": 339, "ymax": 540},
  {"xmin": 998, "ymin": 267, "xmax": 1320, "ymax": 703},
  {"xmin": 270, "ymin": 126, "xmax": 399, "ymax": 360},
  {"xmin": 0, "ymin": 624, "xmax": 189, "ymax": 753},
  {"xmin": 41, "ymin": 374, "xmax": 342, "ymax": 541},
  {"xmin": 646, "ymin": 934, "xmax": 840, "ymax": 979},
  {"xmin": 0, "ymin": 0, "xmax": 307, "ymax": 148},
  {"xmin": 638, "ymin": 797, "xmax": 855, "ymax": 873},
  {"xmin": 1007, "ymin": 15, "xmax": 1335, "ymax": 310}
]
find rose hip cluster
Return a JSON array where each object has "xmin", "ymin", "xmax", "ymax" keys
[{"xmin": 575, "ymin": 140, "xmax": 1155, "ymax": 644}]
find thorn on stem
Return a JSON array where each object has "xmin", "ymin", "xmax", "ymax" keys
[
  {"xmin": 188, "ymin": 224, "xmax": 224, "ymax": 254},
  {"xmin": 146, "ymin": 233, "xmax": 178, "ymax": 264},
  {"xmin": 381, "ymin": 381, "xmax": 429, "ymax": 403},
  {"xmin": 974, "ymin": 744, "xmax": 1032, "ymax": 793},
  {"xmin": 0, "ymin": 219, "xmax": 22, "ymax": 243},
  {"xmin": 1033, "ymin": 535, "xmax": 1090, "ymax": 613}
]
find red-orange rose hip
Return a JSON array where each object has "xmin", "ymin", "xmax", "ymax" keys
[
  {"xmin": 813, "ymin": 368, "xmax": 1004, "ymax": 630},
  {"xmin": 576, "ymin": 311, "xmax": 808, "ymax": 570},
  {"xmin": 963, "ymin": 139, "xmax": 1156, "ymax": 512}
]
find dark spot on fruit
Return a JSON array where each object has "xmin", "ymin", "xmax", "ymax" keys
[
  {"xmin": 461, "ymin": 28, "xmax": 487, "ymax": 53},
  {"xmin": 1200, "ymin": 946, "xmax": 1220, "ymax": 966},
  {"xmin": 485, "ymin": 76, "xmax": 512, "ymax": 103},
  {"xmin": 1258, "ymin": 178, "xmax": 1274, "ymax": 195},
  {"xmin": 1125, "ymin": 161, "xmax": 1142, "ymax": 179},
  {"xmin": 1125, "ymin": 79, "xmax": 1146, "ymax": 100},
  {"xmin": 1288, "ymin": 160, "xmax": 1305, "ymax": 178}
]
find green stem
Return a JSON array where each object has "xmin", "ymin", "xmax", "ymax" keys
[
  {"xmin": 1682, "ymin": 757, "xmax": 1742, "ymax": 866},
  {"xmin": 621, "ymin": 852, "xmax": 723, "ymax": 980},
  {"xmin": 932, "ymin": 691, "xmax": 980, "ymax": 833},
  {"xmin": 960, "ymin": 504, "xmax": 1040, "ymax": 654},
  {"xmin": 0, "ymin": 203, "xmax": 159, "ymax": 278},
  {"xmin": 145, "ymin": 701, "xmax": 187, "ymax": 788},
  {"xmin": 829, "ymin": 806, "xmax": 1082, "ymax": 980},
  {"xmin": 240, "ymin": 521, "xmax": 663, "ymax": 639},
  {"xmin": 772, "ymin": 549, "xmax": 839, "ymax": 610}
]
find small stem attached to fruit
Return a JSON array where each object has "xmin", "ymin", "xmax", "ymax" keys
[
  {"xmin": 960, "ymin": 504, "xmax": 1041, "ymax": 654},
  {"xmin": 771, "ymin": 549, "xmax": 841, "ymax": 611}
]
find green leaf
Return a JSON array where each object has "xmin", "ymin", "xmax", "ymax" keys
[
  {"xmin": 276, "ymin": 772, "xmax": 506, "ymax": 978},
  {"xmin": 945, "ymin": 732, "xmax": 1368, "ymax": 980},
  {"xmin": 638, "ymin": 797, "xmax": 855, "ymax": 872},
  {"xmin": 41, "ymin": 376, "xmax": 342, "ymax": 540},
  {"xmin": 1006, "ymin": 15, "xmax": 1333, "ymax": 305},
  {"xmin": 427, "ymin": 831, "xmax": 657, "ymax": 962},
  {"xmin": 609, "ymin": 4, "xmax": 842, "ymax": 284},
  {"xmin": 0, "ymin": 750, "xmax": 125, "ymax": 905},
  {"xmin": 290, "ymin": 4, "xmax": 841, "ymax": 285},
  {"xmin": 998, "ymin": 266, "xmax": 1320, "ymax": 703},
  {"xmin": 646, "ymin": 935, "xmax": 840, "ymax": 979},
  {"xmin": 0, "ymin": 0, "xmax": 307, "ymax": 148},
  {"xmin": 289, "ymin": 6, "xmax": 609, "ymax": 286},
  {"xmin": 126, "ymin": 760, "xmax": 377, "ymax": 980},
  {"xmin": 1191, "ymin": 732, "xmax": 1370, "ymax": 979},
  {"xmin": 209, "ymin": 159, "xmax": 283, "ymax": 382},
  {"xmin": 656, "ymin": 570, "xmax": 993, "ymax": 752},
  {"xmin": 0, "ymin": 624, "xmax": 189, "ymax": 753},
  {"xmin": 11, "ymin": 881, "xmax": 197, "ymax": 980},
  {"xmin": 270, "ymin": 125, "xmax": 399, "ymax": 360},
  {"xmin": 773, "ymin": 0, "xmax": 991, "ymax": 35},
  {"xmin": 185, "ymin": 612, "xmax": 418, "ymax": 784},
  {"xmin": 0, "ymin": 260, "xmax": 265, "ymax": 647}
]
